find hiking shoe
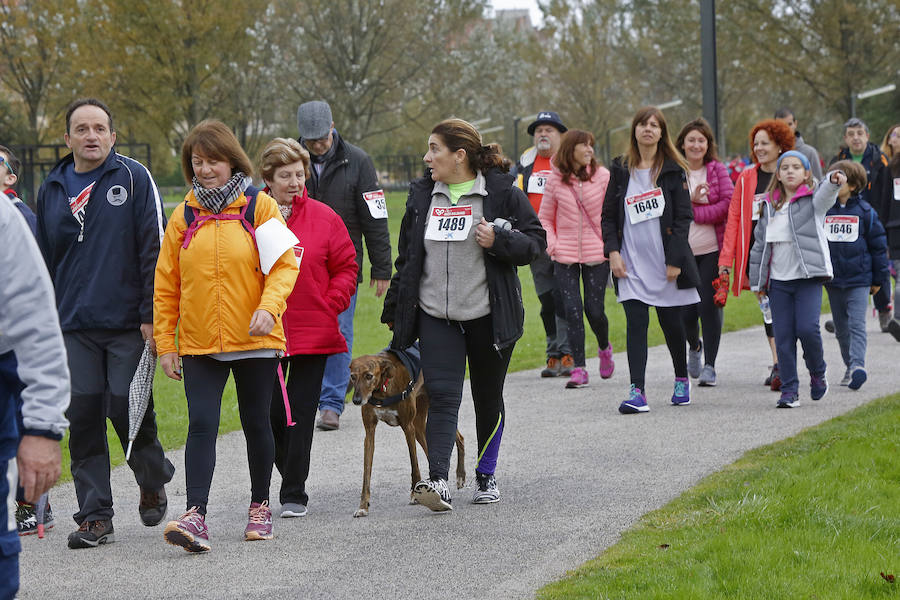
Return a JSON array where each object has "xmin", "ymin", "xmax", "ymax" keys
[
  {"xmin": 671, "ymin": 377, "xmax": 691, "ymax": 405},
  {"xmin": 878, "ymin": 309, "xmax": 893, "ymax": 332},
  {"xmin": 839, "ymin": 368, "xmax": 851, "ymax": 386},
  {"xmin": 472, "ymin": 472, "xmax": 500, "ymax": 504},
  {"xmin": 560, "ymin": 354, "xmax": 574, "ymax": 376},
  {"xmin": 16, "ymin": 501, "xmax": 55, "ymax": 537},
  {"xmin": 412, "ymin": 478, "xmax": 452, "ymax": 512},
  {"xmin": 565, "ymin": 367, "xmax": 589, "ymax": 388},
  {"xmin": 316, "ymin": 409, "xmax": 340, "ymax": 431},
  {"xmin": 698, "ymin": 365, "xmax": 717, "ymax": 387},
  {"xmin": 67, "ymin": 519, "xmax": 114, "ymax": 549},
  {"xmin": 598, "ymin": 344, "xmax": 615, "ymax": 379},
  {"xmin": 848, "ymin": 367, "xmax": 867, "ymax": 391},
  {"xmin": 687, "ymin": 341, "xmax": 702, "ymax": 378},
  {"xmin": 164, "ymin": 507, "xmax": 210, "ymax": 552},
  {"xmin": 540, "ymin": 357, "xmax": 561, "ymax": 377},
  {"xmin": 776, "ymin": 393, "xmax": 800, "ymax": 408},
  {"xmin": 888, "ymin": 319, "xmax": 900, "ymax": 342},
  {"xmin": 824, "ymin": 319, "xmax": 835, "ymax": 334},
  {"xmin": 618, "ymin": 384, "xmax": 649, "ymax": 414},
  {"xmin": 280, "ymin": 502, "xmax": 307, "ymax": 518},
  {"xmin": 810, "ymin": 372, "xmax": 828, "ymax": 401},
  {"xmin": 244, "ymin": 501, "xmax": 273, "ymax": 541},
  {"xmin": 139, "ymin": 486, "xmax": 167, "ymax": 526},
  {"xmin": 769, "ymin": 365, "xmax": 782, "ymax": 391}
]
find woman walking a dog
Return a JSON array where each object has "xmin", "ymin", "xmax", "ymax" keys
[
  {"xmin": 259, "ymin": 138, "xmax": 357, "ymax": 519},
  {"xmin": 382, "ymin": 118, "xmax": 545, "ymax": 510}
]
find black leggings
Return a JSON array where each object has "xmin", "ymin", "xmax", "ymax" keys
[
  {"xmin": 622, "ymin": 300, "xmax": 688, "ymax": 390},
  {"xmin": 270, "ymin": 354, "xmax": 328, "ymax": 507},
  {"xmin": 418, "ymin": 311, "xmax": 512, "ymax": 481},
  {"xmin": 682, "ymin": 252, "xmax": 723, "ymax": 367},
  {"xmin": 554, "ymin": 262, "xmax": 610, "ymax": 366},
  {"xmin": 182, "ymin": 355, "xmax": 279, "ymax": 514}
]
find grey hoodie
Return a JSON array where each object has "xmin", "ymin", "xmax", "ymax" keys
[{"xmin": 0, "ymin": 198, "xmax": 70, "ymax": 441}]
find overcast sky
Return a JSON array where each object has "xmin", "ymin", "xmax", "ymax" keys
[{"xmin": 491, "ymin": 0, "xmax": 543, "ymax": 25}]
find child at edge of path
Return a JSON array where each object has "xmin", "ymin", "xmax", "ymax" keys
[
  {"xmin": 823, "ymin": 160, "xmax": 889, "ymax": 391},
  {"xmin": 748, "ymin": 150, "xmax": 846, "ymax": 408}
]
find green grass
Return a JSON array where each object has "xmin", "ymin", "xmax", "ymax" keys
[
  {"xmin": 537, "ymin": 392, "xmax": 900, "ymax": 600},
  {"xmin": 58, "ymin": 190, "xmax": 788, "ymax": 482}
]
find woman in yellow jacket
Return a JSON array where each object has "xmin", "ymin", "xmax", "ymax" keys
[{"xmin": 153, "ymin": 120, "xmax": 298, "ymax": 553}]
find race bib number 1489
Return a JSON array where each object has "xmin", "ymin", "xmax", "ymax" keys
[{"xmin": 425, "ymin": 205, "xmax": 473, "ymax": 241}]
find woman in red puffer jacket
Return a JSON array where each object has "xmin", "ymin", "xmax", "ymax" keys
[{"xmin": 259, "ymin": 138, "xmax": 357, "ymax": 518}]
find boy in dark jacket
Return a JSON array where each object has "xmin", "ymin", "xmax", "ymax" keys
[{"xmin": 824, "ymin": 161, "xmax": 889, "ymax": 390}]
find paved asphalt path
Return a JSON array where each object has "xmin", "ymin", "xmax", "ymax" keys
[{"xmin": 19, "ymin": 316, "xmax": 900, "ymax": 599}]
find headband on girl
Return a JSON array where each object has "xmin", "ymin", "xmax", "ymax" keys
[{"xmin": 777, "ymin": 150, "xmax": 811, "ymax": 171}]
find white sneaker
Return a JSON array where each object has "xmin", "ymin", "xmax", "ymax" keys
[
  {"xmin": 413, "ymin": 478, "xmax": 452, "ymax": 512},
  {"xmin": 472, "ymin": 473, "xmax": 500, "ymax": 504}
]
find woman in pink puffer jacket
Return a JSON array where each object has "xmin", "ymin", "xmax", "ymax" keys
[{"xmin": 539, "ymin": 130, "xmax": 614, "ymax": 389}]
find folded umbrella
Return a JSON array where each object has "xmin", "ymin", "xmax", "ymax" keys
[{"xmin": 126, "ymin": 340, "xmax": 156, "ymax": 461}]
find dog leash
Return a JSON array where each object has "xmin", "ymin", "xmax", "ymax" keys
[{"xmin": 277, "ymin": 363, "xmax": 295, "ymax": 426}]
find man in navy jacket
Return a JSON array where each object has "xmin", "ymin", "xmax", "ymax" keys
[{"xmin": 36, "ymin": 98, "xmax": 174, "ymax": 550}]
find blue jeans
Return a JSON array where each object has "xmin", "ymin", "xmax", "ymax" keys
[
  {"xmin": 318, "ymin": 291, "xmax": 357, "ymax": 415},
  {"xmin": 768, "ymin": 279, "xmax": 826, "ymax": 396},
  {"xmin": 826, "ymin": 286, "xmax": 869, "ymax": 370}
]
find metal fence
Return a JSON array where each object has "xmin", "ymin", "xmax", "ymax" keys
[
  {"xmin": 373, "ymin": 154, "xmax": 422, "ymax": 190},
  {"xmin": 10, "ymin": 143, "xmax": 151, "ymax": 207}
]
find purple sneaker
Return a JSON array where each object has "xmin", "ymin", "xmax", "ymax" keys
[
  {"xmin": 810, "ymin": 372, "xmax": 828, "ymax": 401},
  {"xmin": 671, "ymin": 377, "xmax": 691, "ymax": 405},
  {"xmin": 598, "ymin": 344, "xmax": 615, "ymax": 379},
  {"xmin": 565, "ymin": 367, "xmax": 589, "ymax": 388},
  {"xmin": 244, "ymin": 501, "xmax": 273, "ymax": 541},
  {"xmin": 618, "ymin": 384, "xmax": 649, "ymax": 414},
  {"xmin": 164, "ymin": 507, "xmax": 210, "ymax": 552}
]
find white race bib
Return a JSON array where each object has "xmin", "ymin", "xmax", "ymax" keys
[
  {"xmin": 625, "ymin": 187, "xmax": 665, "ymax": 224},
  {"xmin": 425, "ymin": 205, "xmax": 473, "ymax": 241},
  {"xmin": 893, "ymin": 177, "xmax": 900, "ymax": 200},
  {"xmin": 752, "ymin": 193, "xmax": 766, "ymax": 221},
  {"xmin": 363, "ymin": 189, "xmax": 388, "ymax": 219},
  {"xmin": 527, "ymin": 170, "xmax": 550, "ymax": 195},
  {"xmin": 824, "ymin": 215, "xmax": 859, "ymax": 242}
]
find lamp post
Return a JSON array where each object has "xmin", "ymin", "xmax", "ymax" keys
[
  {"xmin": 851, "ymin": 84, "xmax": 896, "ymax": 117},
  {"xmin": 813, "ymin": 120, "xmax": 835, "ymax": 152},
  {"xmin": 605, "ymin": 124, "xmax": 630, "ymax": 165},
  {"xmin": 512, "ymin": 113, "xmax": 538, "ymax": 161}
]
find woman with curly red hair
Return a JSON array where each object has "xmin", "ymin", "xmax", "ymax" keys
[{"xmin": 718, "ymin": 119, "xmax": 794, "ymax": 389}]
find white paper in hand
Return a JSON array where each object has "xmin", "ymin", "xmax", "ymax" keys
[{"xmin": 255, "ymin": 218, "xmax": 299, "ymax": 274}]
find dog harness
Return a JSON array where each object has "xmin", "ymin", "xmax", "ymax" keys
[{"xmin": 368, "ymin": 344, "xmax": 421, "ymax": 407}]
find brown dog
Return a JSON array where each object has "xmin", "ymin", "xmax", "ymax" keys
[{"xmin": 348, "ymin": 350, "xmax": 465, "ymax": 517}]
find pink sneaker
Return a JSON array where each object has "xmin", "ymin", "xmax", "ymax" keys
[
  {"xmin": 598, "ymin": 344, "xmax": 615, "ymax": 379},
  {"xmin": 565, "ymin": 367, "xmax": 589, "ymax": 388},
  {"xmin": 244, "ymin": 501, "xmax": 273, "ymax": 541},
  {"xmin": 164, "ymin": 507, "xmax": 210, "ymax": 552}
]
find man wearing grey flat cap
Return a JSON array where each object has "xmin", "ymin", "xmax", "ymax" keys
[{"xmin": 297, "ymin": 100, "xmax": 391, "ymax": 431}]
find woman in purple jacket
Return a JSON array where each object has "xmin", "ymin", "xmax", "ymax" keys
[{"xmin": 675, "ymin": 118, "xmax": 734, "ymax": 386}]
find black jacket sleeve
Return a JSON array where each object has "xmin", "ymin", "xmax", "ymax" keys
[
  {"xmin": 601, "ymin": 163, "xmax": 624, "ymax": 256},
  {"xmin": 381, "ymin": 188, "xmax": 415, "ymax": 325},
  {"xmin": 664, "ymin": 170, "xmax": 694, "ymax": 270},
  {"xmin": 487, "ymin": 186, "xmax": 545, "ymax": 266},
  {"xmin": 353, "ymin": 150, "xmax": 392, "ymax": 281}
]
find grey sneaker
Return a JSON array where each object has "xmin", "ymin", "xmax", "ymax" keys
[
  {"xmin": 698, "ymin": 365, "xmax": 717, "ymax": 387},
  {"xmin": 472, "ymin": 472, "xmax": 500, "ymax": 504},
  {"xmin": 687, "ymin": 341, "xmax": 703, "ymax": 378},
  {"xmin": 776, "ymin": 393, "xmax": 800, "ymax": 408},
  {"xmin": 839, "ymin": 369, "xmax": 851, "ymax": 386},
  {"xmin": 878, "ymin": 309, "xmax": 893, "ymax": 332},
  {"xmin": 412, "ymin": 478, "xmax": 452, "ymax": 512},
  {"xmin": 280, "ymin": 503, "xmax": 308, "ymax": 518}
]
